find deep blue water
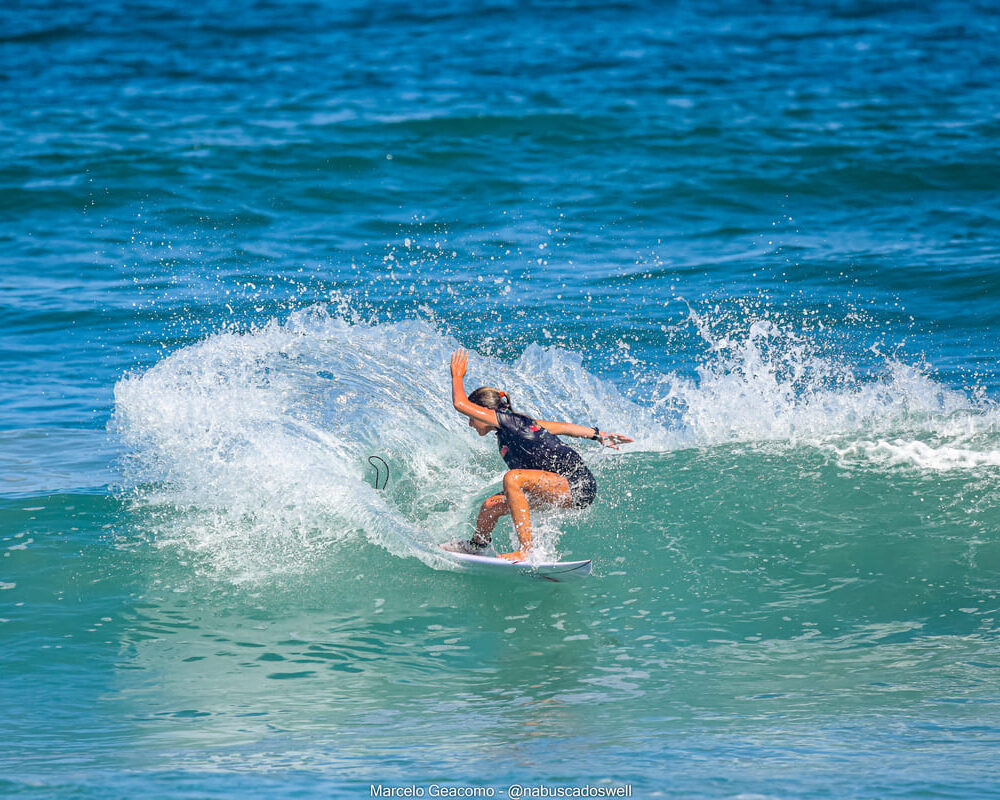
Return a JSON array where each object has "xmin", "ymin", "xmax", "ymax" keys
[{"xmin": 2, "ymin": 1, "xmax": 1000, "ymax": 797}]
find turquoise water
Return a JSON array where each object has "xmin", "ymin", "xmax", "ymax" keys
[{"xmin": 3, "ymin": 1, "xmax": 1000, "ymax": 797}]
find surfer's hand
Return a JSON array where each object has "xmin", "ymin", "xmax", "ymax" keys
[
  {"xmin": 597, "ymin": 431, "xmax": 633, "ymax": 450},
  {"xmin": 450, "ymin": 348, "xmax": 468, "ymax": 380}
]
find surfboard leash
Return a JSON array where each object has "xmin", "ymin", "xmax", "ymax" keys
[{"xmin": 367, "ymin": 455, "xmax": 389, "ymax": 490}]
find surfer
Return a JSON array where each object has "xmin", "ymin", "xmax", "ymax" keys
[{"xmin": 448, "ymin": 348, "xmax": 632, "ymax": 561}]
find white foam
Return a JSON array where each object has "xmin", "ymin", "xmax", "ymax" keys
[{"xmin": 833, "ymin": 433, "xmax": 1000, "ymax": 472}]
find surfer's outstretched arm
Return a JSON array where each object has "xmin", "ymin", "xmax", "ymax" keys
[{"xmin": 537, "ymin": 420, "xmax": 634, "ymax": 449}]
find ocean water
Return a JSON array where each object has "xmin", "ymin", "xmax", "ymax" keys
[{"xmin": 3, "ymin": 0, "xmax": 1000, "ymax": 797}]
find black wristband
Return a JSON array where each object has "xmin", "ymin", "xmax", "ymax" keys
[{"xmin": 591, "ymin": 426, "xmax": 601, "ymax": 440}]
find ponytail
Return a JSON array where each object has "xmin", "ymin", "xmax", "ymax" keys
[{"xmin": 469, "ymin": 387, "xmax": 513, "ymax": 413}]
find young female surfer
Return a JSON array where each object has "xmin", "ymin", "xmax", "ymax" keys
[{"xmin": 449, "ymin": 348, "xmax": 632, "ymax": 561}]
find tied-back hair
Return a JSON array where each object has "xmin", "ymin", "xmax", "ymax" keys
[{"xmin": 468, "ymin": 386, "xmax": 514, "ymax": 413}]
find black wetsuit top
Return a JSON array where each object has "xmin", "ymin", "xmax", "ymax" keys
[{"xmin": 495, "ymin": 410, "xmax": 597, "ymax": 507}]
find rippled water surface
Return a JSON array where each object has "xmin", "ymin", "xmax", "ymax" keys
[{"xmin": 2, "ymin": 1, "xmax": 999, "ymax": 797}]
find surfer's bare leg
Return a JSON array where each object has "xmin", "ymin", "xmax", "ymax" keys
[
  {"xmin": 498, "ymin": 469, "xmax": 573, "ymax": 561},
  {"xmin": 472, "ymin": 493, "xmax": 508, "ymax": 546}
]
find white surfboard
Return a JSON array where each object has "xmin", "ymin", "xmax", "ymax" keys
[{"xmin": 438, "ymin": 544, "xmax": 592, "ymax": 582}]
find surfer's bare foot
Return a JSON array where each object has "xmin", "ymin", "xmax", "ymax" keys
[
  {"xmin": 441, "ymin": 539, "xmax": 487, "ymax": 555},
  {"xmin": 498, "ymin": 550, "xmax": 528, "ymax": 562}
]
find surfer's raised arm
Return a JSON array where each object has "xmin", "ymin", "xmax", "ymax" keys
[{"xmin": 450, "ymin": 348, "xmax": 499, "ymax": 427}]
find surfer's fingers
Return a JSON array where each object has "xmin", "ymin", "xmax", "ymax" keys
[{"xmin": 450, "ymin": 349, "xmax": 468, "ymax": 374}]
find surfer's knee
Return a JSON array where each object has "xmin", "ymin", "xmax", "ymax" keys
[
  {"xmin": 482, "ymin": 493, "xmax": 506, "ymax": 513},
  {"xmin": 502, "ymin": 470, "xmax": 526, "ymax": 494}
]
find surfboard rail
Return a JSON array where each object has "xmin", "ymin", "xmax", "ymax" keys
[{"xmin": 438, "ymin": 545, "xmax": 593, "ymax": 582}]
